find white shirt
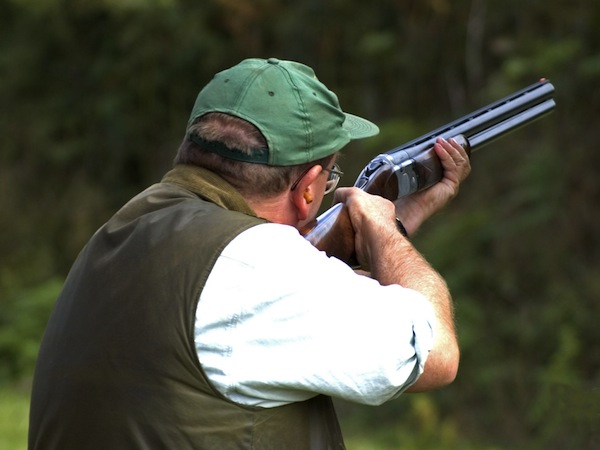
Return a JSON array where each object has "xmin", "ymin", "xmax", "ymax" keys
[{"xmin": 194, "ymin": 222, "xmax": 435, "ymax": 408}]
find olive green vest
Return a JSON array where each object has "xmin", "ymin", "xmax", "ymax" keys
[{"xmin": 29, "ymin": 165, "xmax": 345, "ymax": 450}]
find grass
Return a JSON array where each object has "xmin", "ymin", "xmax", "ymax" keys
[{"xmin": 0, "ymin": 383, "xmax": 29, "ymax": 450}]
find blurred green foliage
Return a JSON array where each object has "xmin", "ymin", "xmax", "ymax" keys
[
  {"xmin": 0, "ymin": 279, "xmax": 61, "ymax": 382},
  {"xmin": 1, "ymin": 0, "xmax": 599, "ymax": 448},
  {"xmin": 0, "ymin": 386, "xmax": 29, "ymax": 450}
]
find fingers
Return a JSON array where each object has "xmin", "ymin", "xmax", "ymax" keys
[
  {"xmin": 334, "ymin": 187, "xmax": 398, "ymax": 235},
  {"xmin": 435, "ymin": 137, "xmax": 468, "ymax": 165},
  {"xmin": 434, "ymin": 137, "xmax": 471, "ymax": 183},
  {"xmin": 334, "ymin": 188, "xmax": 402, "ymax": 268},
  {"xmin": 332, "ymin": 186, "xmax": 352, "ymax": 205}
]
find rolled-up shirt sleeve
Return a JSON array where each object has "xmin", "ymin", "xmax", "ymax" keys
[{"xmin": 195, "ymin": 223, "xmax": 435, "ymax": 408}]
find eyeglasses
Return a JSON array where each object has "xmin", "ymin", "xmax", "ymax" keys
[
  {"xmin": 290, "ymin": 163, "xmax": 344, "ymax": 195},
  {"xmin": 322, "ymin": 163, "xmax": 344, "ymax": 195}
]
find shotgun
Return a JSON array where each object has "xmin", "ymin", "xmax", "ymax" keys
[{"xmin": 302, "ymin": 79, "xmax": 556, "ymax": 264}]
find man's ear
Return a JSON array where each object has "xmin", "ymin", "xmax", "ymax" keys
[{"xmin": 290, "ymin": 165, "xmax": 322, "ymax": 221}]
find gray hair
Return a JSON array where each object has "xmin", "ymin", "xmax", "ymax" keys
[{"xmin": 174, "ymin": 113, "xmax": 333, "ymax": 198}]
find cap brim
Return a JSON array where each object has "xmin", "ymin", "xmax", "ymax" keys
[{"xmin": 343, "ymin": 113, "xmax": 380, "ymax": 140}]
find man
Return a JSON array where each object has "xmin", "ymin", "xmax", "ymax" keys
[{"xmin": 29, "ymin": 57, "xmax": 470, "ymax": 449}]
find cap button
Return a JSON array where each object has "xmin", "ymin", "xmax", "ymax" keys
[{"xmin": 267, "ymin": 58, "xmax": 280, "ymax": 65}]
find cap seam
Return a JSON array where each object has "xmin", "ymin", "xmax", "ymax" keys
[
  {"xmin": 230, "ymin": 63, "xmax": 280, "ymax": 164},
  {"xmin": 277, "ymin": 65, "xmax": 312, "ymax": 164},
  {"xmin": 231, "ymin": 64, "xmax": 270, "ymax": 115}
]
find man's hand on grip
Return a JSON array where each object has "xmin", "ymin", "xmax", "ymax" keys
[{"xmin": 333, "ymin": 188, "xmax": 404, "ymax": 270}]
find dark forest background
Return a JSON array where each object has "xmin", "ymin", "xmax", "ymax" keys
[{"xmin": 1, "ymin": 0, "xmax": 598, "ymax": 448}]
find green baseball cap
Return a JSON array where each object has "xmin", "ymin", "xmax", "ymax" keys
[{"xmin": 187, "ymin": 58, "xmax": 379, "ymax": 166}]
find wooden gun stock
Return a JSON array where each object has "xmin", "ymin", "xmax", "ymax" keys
[{"xmin": 302, "ymin": 80, "xmax": 556, "ymax": 264}]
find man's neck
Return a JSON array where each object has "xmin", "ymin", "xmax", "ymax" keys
[{"xmin": 247, "ymin": 195, "xmax": 296, "ymax": 227}]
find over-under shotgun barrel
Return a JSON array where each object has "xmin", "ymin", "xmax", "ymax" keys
[{"xmin": 303, "ymin": 79, "xmax": 556, "ymax": 264}]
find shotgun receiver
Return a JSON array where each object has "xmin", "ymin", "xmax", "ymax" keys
[{"xmin": 302, "ymin": 79, "xmax": 556, "ymax": 264}]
